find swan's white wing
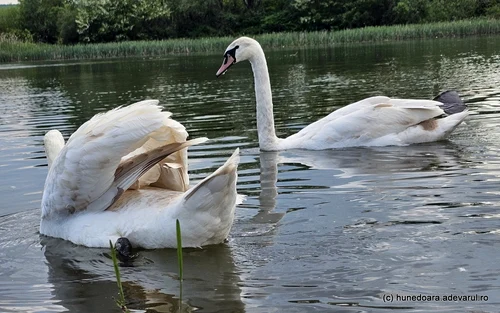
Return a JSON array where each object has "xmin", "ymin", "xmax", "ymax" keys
[
  {"xmin": 327, "ymin": 96, "xmax": 391, "ymax": 119},
  {"xmin": 42, "ymin": 100, "xmax": 194, "ymax": 217},
  {"xmin": 329, "ymin": 100, "xmax": 444, "ymax": 139},
  {"xmin": 322, "ymin": 96, "xmax": 443, "ymax": 121},
  {"xmin": 286, "ymin": 98, "xmax": 445, "ymax": 148}
]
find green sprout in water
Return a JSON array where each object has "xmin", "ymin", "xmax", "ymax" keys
[
  {"xmin": 109, "ymin": 240, "xmax": 129, "ymax": 313},
  {"xmin": 176, "ymin": 219, "xmax": 183, "ymax": 281},
  {"xmin": 176, "ymin": 219, "xmax": 184, "ymax": 309},
  {"xmin": 108, "ymin": 221, "xmax": 184, "ymax": 312}
]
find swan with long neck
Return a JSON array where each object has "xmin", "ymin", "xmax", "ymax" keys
[
  {"xmin": 216, "ymin": 36, "xmax": 468, "ymax": 151},
  {"xmin": 41, "ymin": 100, "xmax": 241, "ymax": 249}
]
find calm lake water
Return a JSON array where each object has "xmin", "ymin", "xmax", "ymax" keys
[{"xmin": 1, "ymin": 35, "xmax": 500, "ymax": 312}]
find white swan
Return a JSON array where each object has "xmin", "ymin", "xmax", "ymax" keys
[
  {"xmin": 216, "ymin": 36, "xmax": 469, "ymax": 151},
  {"xmin": 41, "ymin": 100, "xmax": 240, "ymax": 250}
]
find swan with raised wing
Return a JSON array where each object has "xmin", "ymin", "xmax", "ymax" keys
[
  {"xmin": 41, "ymin": 100, "xmax": 240, "ymax": 253},
  {"xmin": 216, "ymin": 36, "xmax": 468, "ymax": 151}
]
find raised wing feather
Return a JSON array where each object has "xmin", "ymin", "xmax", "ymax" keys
[
  {"xmin": 42, "ymin": 100, "xmax": 193, "ymax": 218},
  {"xmin": 89, "ymin": 138, "xmax": 207, "ymax": 213},
  {"xmin": 123, "ymin": 117, "xmax": 190, "ymax": 191}
]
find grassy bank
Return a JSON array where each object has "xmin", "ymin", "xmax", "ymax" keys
[{"xmin": 1, "ymin": 18, "xmax": 500, "ymax": 63}]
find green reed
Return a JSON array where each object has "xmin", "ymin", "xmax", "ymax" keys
[
  {"xmin": 108, "ymin": 220, "xmax": 185, "ymax": 312},
  {"xmin": 109, "ymin": 240, "xmax": 129, "ymax": 313},
  {"xmin": 176, "ymin": 219, "xmax": 183, "ymax": 282},
  {"xmin": 2, "ymin": 18, "xmax": 500, "ymax": 62},
  {"xmin": 176, "ymin": 219, "xmax": 184, "ymax": 310}
]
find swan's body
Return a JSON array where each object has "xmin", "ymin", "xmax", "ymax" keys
[
  {"xmin": 41, "ymin": 100, "xmax": 240, "ymax": 249},
  {"xmin": 216, "ymin": 37, "xmax": 468, "ymax": 151}
]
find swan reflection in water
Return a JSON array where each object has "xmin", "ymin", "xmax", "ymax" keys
[
  {"xmin": 250, "ymin": 141, "xmax": 473, "ymax": 228},
  {"xmin": 41, "ymin": 236, "xmax": 244, "ymax": 312},
  {"xmin": 238, "ymin": 141, "xmax": 470, "ymax": 241},
  {"xmin": 280, "ymin": 142, "xmax": 467, "ymax": 174},
  {"xmin": 255, "ymin": 141, "xmax": 470, "ymax": 194}
]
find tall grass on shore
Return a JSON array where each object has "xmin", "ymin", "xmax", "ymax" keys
[{"xmin": 2, "ymin": 18, "xmax": 500, "ymax": 62}]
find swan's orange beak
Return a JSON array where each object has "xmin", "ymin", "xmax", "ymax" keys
[{"xmin": 216, "ymin": 55, "xmax": 235, "ymax": 77}]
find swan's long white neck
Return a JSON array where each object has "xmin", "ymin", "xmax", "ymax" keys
[{"xmin": 248, "ymin": 46, "xmax": 280, "ymax": 151}]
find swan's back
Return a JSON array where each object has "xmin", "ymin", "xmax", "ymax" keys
[{"xmin": 281, "ymin": 96, "xmax": 468, "ymax": 149}]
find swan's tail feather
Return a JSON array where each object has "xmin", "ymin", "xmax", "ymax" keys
[
  {"xmin": 437, "ymin": 110, "xmax": 469, "ymax": 138},
  {"xmin": 434, "ymin": 90, "xmax": 468, "ymax": 115},
  {"xmin": 184, "ymin": 148, "xmax": 240, "ymax": 203},
  {"xmin": 179, "ymin": 149, "xmax": 240, "ymax": 244},
  {"xmin": 433, "ymin": 91, "xmax": 468, "ymax": 139},
  {"xmin": 395, "ymin": 108, "xmax": 468, "ymax": 144}
]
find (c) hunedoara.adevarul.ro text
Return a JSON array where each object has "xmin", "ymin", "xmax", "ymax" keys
[{"xmin": 383, "ymin": 293, "xmax": 488, "ymax": 303}]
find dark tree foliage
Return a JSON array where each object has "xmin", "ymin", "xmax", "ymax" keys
[
  {"xmin": 342, "ymin": 0, "xmax": 396, "ymax": 28},
  {"xmin": 260, "ymin": 0, "xmax": 301, "ymax": 32},
  {"xmin": 57, "ymin": 3, "xmax": 78, "ymax": 44},
  {"xmin": 165, "ymin": 0, "xmax": 226, "ymax": 38},
  {"xmin": 19, "ymin": 0, "xmax": 66, "ymax": 43},
  {"xmin": 2, "ymin": 0, "xmax": 499, "ymax": 44},
  {"xmin": 393, "ymin": 0, "xmax": 428, "ymax": 24}
]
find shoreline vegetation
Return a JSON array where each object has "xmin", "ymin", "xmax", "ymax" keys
[{"xmin": 1, "ymin": 18, "xmax": 500, "ymax": 63}]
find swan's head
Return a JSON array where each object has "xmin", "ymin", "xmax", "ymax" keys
[
  {"xmin": 216, "ymin": 37, "xmax": 261, "ymax": 77},
  {"xmin": 44, "ymin": 129, "xmax": 65, "ymax": 169},
  {"xmin": 115, "ymin": 237, "xmax": 134, "ymax": 262}
]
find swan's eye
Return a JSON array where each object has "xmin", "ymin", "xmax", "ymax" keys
[{"xmin": 224, "ymin": 45, "xmax": 239, "ymax": 64}]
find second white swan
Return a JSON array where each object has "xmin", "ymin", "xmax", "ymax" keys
[{"xmin": 216, "ymin": 36, "xmax": 468, "ymax": 151}]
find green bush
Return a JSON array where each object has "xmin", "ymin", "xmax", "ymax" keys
[
  {"xmin": 0, "ymin": 5, "xmax": 20, "ymax": 33},
  {"xmin": 19, "ymin": 0, "xmax": 65, "ymax": 43},
  {"xmin": 425, "ymin": 0, "xmax": 479, "ymax": 22},
  {"xmin": 57, "ymin": 5, "xmax": 78, "ymax": 44},
  {"xmin": 486, "ymin": 3, "xmax": 500, "ymax": 18},
  {"xmin": 393, "ymin": 0, "xmax": 428, "ymax": 24},
  {"xmin": 75, "ymin": 0, "xmax": 171, "ymax": 42}
]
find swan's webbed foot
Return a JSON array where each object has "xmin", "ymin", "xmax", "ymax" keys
[{"xmin": 115, "ymin": 237, "xmax": 134, "ymax": 264}]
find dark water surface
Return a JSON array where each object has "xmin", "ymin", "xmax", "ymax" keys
[{"xmin": 0, "ymin": 36, "xmax": 499, "ymax": 312}]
